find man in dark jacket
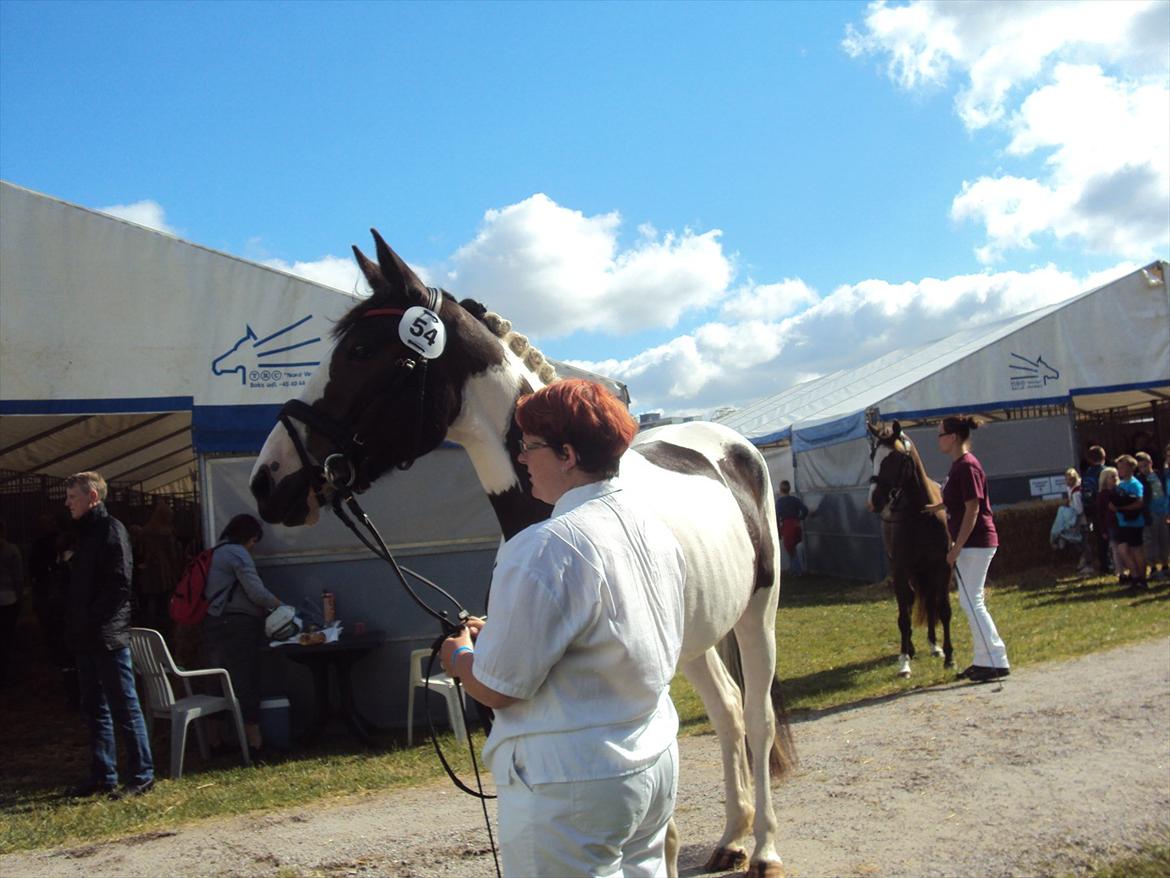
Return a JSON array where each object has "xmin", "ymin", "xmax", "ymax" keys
[{"xmin": 64, "ymin": 471, "xmax": 154, "ymax": 798}]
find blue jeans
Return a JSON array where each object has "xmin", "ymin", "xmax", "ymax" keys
[{"xmin": 76, "ymin": 647, "xmax": 154, "ymax": 787}]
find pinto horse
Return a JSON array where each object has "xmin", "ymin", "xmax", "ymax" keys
[
  {"xmin": 249, "ymin": 231, "xmax": 796, "ymax": 878},
  {"xmin": 867, "ymin": 420, "xmax": 954, "ymax": 677}
]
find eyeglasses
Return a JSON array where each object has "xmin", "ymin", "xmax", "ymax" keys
[{"xmin": 519, "ymin": 440, "xmax": 554, "ymax": 453}]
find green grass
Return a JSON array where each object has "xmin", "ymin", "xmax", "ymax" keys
[
  {"xmin": 671, "ymin": 567, "xmax": 1170, "ymax": 727},
  {"xmin": 2, "ymin": 566, "xmax": 1167, "ymax": 855},
  {"xmin": 1055, "ymin": 833, "xmax": 1170, "ymax": 878}
]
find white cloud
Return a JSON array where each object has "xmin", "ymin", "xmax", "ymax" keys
[
  {"xmin": 261, "ymin": 255, "xmax": 367, "ymax": 294},
  {"xmin": 721, "ymin": 279, "xmax": 819, "ymax": 321},
  {"xmin": 260, "ymin": 254, "xmax": 437, "ymax": 296},
  {"xmin": 572, "ymin": 263, "xmax": 1128, "ymax": 415},
  {"xmin": 439, "ymin": 193, "xmax": 733, "ymax": 338},
  {"xmin": 97, "ymin": 199, "xmax": 177, "ymax": 235},
  {"xmin": 845, "ymin": 1, "xmax": 1170, "ymax": 263}
]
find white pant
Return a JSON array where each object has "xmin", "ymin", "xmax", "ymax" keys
[
  {"xmin": 497, "ymin": 740, "xmax": 678, "ymax": 878},
  {"xmin": 955, "ymin": 547, "xmax": 1009, "ymax": 669}
]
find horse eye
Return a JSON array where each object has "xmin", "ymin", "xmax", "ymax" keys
[{"xmin": 348, "ymin": 344, "xmax": 374, "ymax": 362}]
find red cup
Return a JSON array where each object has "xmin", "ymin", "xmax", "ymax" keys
[{"xmin": 353, "ymin": 621, "xmax": 367, "ymax": 636}]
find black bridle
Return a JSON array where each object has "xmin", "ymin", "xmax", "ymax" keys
[
  {"xmin": 275, "ymin": 286, "xmax": 500, "ymax": 875},
  {"xmin": 277, "ymin": 285, "xmax": 447, "ymax": 500}
]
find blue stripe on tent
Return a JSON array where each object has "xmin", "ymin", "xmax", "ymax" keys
[
  {"xmin": 792, "ymin": 411, "xmax": 868, "ymax": 453},
  {"xmin": 883, "ymin": 380, "xmax": 1169, "ymax": 422},
  {"xmin": 192, "ymin": 404, "xmax": 283, "ymax": 454},
  {"xmin": 191, "ymin": 404, "xmax": 471, "ymax": 455},
  {"xmin": 0, "ymin": 396, "xmax": 194, "ymax": 414},
  {"xmin": 746, "ymin": 426, "xmax": 792, "ymax": 447}
]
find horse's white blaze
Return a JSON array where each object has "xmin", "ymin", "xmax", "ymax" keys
[{"xmin": 249, "ymin": 341, "xmax": 334, "ymax": 523}]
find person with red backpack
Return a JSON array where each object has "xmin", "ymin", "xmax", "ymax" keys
[{"xmin": 199, "ymin": 514, "xmax": 282, "ymax": 762}]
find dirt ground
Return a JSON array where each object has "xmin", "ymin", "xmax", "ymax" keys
[{"xmin": 3, "ymin": 637, "xmax": 1168, "ymax": 878}]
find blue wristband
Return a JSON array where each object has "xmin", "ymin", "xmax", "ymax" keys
[{"xmin": 452, "ymin": 645, "xmax": 474, "ymax": 661}]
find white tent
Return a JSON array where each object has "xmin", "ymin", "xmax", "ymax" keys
[{"xmin": 719, "ymin": 262, "xmax": 1170, "ymax": 579}]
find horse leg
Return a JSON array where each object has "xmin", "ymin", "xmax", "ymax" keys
[
  {"xmin": 665, "ymin": 819, "xmax": 680, "ymax": 878},
  {"xmin": 926, "ymin": 600, "xmax": 944, "ymax": 658},
  {"xmin": 732, "ymin": 584, "xmax": 788, "ymax": 878},
  {"xmin": 895, "ymin": 576, "xmax": 914, "ymax": 677},
  {"xmin": 939, "ymin": 567, "xmax": 956, "ymax": 668},
  {"xmin": 681, "ymin": 649, "xmax": 753, "ymax": 874}
]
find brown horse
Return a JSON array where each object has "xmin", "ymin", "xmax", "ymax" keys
[
  {"xmin": 867, "ymin": 420, "xmax": 954, "ymax": 676},
  {"xmin": 249, "ymin": 230, "xmax": 796, "ymax": 878}
]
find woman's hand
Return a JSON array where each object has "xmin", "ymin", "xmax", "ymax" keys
[
  {"xmin": 439, "ymin": 625, "xmax": 474, "ymax": 676},
  {"xmin": 465, "ymin": 616, "xmax": 486, "ymax": 638},
  {"xmin": 946, "ymin": 544, "xmax": 962, "ymax": 566}
]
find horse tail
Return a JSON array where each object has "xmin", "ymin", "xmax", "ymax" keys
[
  {"xmin": 911, "ymin": 577, "xmax": 936, "ymax": 629},
  {"xmin": 716, "ymin": 634, "xmax": 798, "ymax": 779},
  {"xmin": 768, "ymin": 675, "xmax": 799, "ymax": 778}
]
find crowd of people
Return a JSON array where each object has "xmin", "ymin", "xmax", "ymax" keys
[{"xmin": 1062, "ymin": 443, "xmax": 1170, "ymax": 590}]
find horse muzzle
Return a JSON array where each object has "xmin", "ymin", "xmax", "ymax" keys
[{"xmin": 250, "ymin": 464, "xmax": 319, "ymax": 527}]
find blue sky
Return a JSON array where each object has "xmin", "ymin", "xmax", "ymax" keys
[{"xmin": 2, "ymin": 0, "xmax": 1167, "ymax": 416}]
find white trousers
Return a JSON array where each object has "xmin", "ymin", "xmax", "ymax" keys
[
  {"xmin": 497, "ymin": 740, "xmax": 679, "ymax": 878},
  {"xmin": 955, "ymin": 547, "xmax": 1009, "ymax": 669}
]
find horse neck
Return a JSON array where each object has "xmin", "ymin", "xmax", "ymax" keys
[
  {"xmin": 445, "ymin": 345, "xmax": 552, "ymax": 541},
  {"xmin": 887, "ymin": 446, "xmax": 941, "ymax": 518}
]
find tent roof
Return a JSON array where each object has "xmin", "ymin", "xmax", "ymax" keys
[
  {"xmin": 0, "ymin": 181, "xmax": 625, "ymax": 493},
  {"xmin": 719, "ymin": 262, "xmax": 1170, "ymax": 450}
]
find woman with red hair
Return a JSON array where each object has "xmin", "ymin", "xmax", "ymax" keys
[{"xmin": 441, "ymin": 379, "xmax": 687, "ymax": 877}]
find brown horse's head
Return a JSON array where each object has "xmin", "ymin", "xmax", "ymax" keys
[
  {"xmin": 249, "ymin": 230, "xmax": 504, "ymax": 526},
  {"xmin": 867, "ymin": 420, "xmax": 941, "ymax": 516}
]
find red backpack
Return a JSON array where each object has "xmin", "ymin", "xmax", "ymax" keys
[{"xmin": 168, "ymin": 548, "xmax": 217, "ymax": 625}]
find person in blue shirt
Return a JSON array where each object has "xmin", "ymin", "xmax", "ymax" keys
[
  {"xmin": 1136, "ymin": 451, "xmax": 1169, "ymax": 580},
  {"xmin": 775, "ymin": 480, "xmax": 809, "ymax": 576},
  {"xmin": 1110, "ymin": 455, "xmax": 1146, "ymax": 589}
]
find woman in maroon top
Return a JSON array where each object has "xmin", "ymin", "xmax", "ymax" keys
[{"xmin": 935, "ymin": 415, "xmax": 1010, "ymax": 682}]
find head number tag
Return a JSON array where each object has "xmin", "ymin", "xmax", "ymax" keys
[{"xmin": 399, "ymin": 306, "xmax": 446, "ymax": 359}]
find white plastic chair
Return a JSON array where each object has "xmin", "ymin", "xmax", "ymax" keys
[
  {"xmin": 127, "ymin": 627, "xmax": 252, "ymax": 778},
  {"xmin": 406, "ymin": 647, "xmax": 468, "ymax": 746}
]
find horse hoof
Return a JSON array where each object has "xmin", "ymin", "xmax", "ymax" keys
[
  {"xmin": 703, "ymin": 846, "xmax": 748, "ymax": 872},
  {"xmin": 897, "ymin": 654, "xmax": 911, "ymax": 677},
  {"xmin": 930, "ymin": 644, "xmax": 944, "ymax": 658},
  {"xmin": 747, "ymin": 860, "xmax": 787, "ymax": 878},
  {"xmin": 944, "ymin": 658, "xmax": 956, "ymax": 669}
]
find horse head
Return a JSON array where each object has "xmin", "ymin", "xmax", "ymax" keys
[
  {"xmin": 867, "ymin": 420, "xmax": 914, "ymax": 515},
  {"xmin": 249, "ymin": 230, "xmax": 517, "ymax": 526}
]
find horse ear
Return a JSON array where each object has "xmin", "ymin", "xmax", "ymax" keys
[
  {"xmin": 352, "ymin": 244, "xmax": 383, "ymax": 289},
  {"xmin": 370, "ymin": 229, "xmax": 426, "ymax": 303},
  {"xmin": 891, "ymin": 420, "xmax": 902, "ymax": 438}
]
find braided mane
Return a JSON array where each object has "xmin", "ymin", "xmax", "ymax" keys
[{"xmin": 467, "ymin": 300, "xmax": 559, "ymax": 385}]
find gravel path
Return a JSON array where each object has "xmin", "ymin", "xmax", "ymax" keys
[{"xmin": 4, "ymin": 637, "xmax": 1168, "ymax": 878}]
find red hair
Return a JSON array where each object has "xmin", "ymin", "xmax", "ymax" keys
[{"xmin": 516, "ymin": 379, "xmax": 637, "ymax": 477}]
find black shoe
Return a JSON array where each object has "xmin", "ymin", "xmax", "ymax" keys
[
  {"xmin": 109, "ymin": 779, "xmax": 155, "ymax": 800},
  {"xmin": 966, "ymin": 665, "xmax": 1010, "ymax": 683},
  {"xmin": 66, "ymin": 780, "xmax": 117, "ymax": 798}
]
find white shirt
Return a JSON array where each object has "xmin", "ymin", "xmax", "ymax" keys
[{"xmin": 475, "ymin": 478, "xmax": 686, "ymax": 785}]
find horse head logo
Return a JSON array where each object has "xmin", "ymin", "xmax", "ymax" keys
[
  {"xmin": 212, "ymin": 316, "xmax": 322, "ymax": 386},
  {"xmin": 1009, "ymin": 353, "xmax": 1060, "ymax": 386}
]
